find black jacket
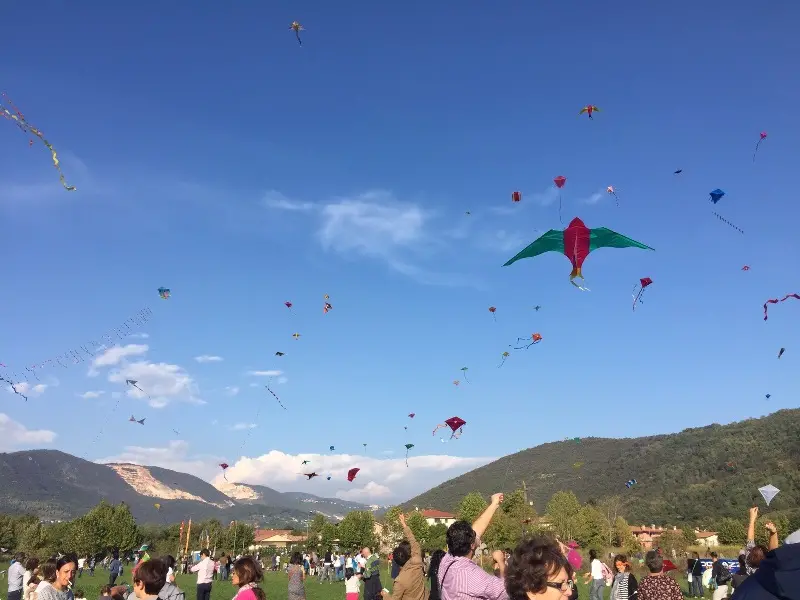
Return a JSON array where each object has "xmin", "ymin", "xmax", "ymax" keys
[{"xmin": 733, "ymin": 544, "xmax": 800, "ymax": 600}]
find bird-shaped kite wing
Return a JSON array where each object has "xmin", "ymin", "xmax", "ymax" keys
[{"xmin": 578, "ymin": 105, "xmax": 600, "ymax": 119}]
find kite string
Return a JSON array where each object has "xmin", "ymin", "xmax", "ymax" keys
[{"xmin": 712, "ymin": 211, "xmax": 744, "ymax": 234}]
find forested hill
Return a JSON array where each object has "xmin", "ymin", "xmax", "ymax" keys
[{"xmin": 404, "ymin": 409, "xmax": 800, "ymax": 524}]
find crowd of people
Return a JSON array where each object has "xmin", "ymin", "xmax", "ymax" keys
[{"xmin": 5, "ymin": 500, "xmax": 799, "ymax": 600}]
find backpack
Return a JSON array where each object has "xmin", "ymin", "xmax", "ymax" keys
[
  {"xmin": 716, "ymin": 563, "xmax": 732, "ymax": 585},
  {"xmin": 600, "ymin": 562, "xmax": 613, "ymax": 586},
  {"xmin": 158, "ymin": 582, "xmax": 185, "ymax": 600}
]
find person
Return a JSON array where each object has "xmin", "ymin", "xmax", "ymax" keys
[
  {"xmin": 732, "ymin": 528, "xmax": 800, "ymax": 599},
  {"xmin": 427, "ymin": 551, "xmax": 445, "ymax": 600},
  {"xmin": 504, "ymin": 536, "xmax": 573, "ymax": 599},
  {"xmin": 164, "ymin": 556, "xmax": 177, "ymax": 584},
  {"xmin": 610, "ymin": 555, "xmax": 637, "ymax": 600},
  {"xmin": 131, "ymin": 559, "xmax": 166, "ymax": 600},
  {"xmin": 583, "ymin": 550, "xmax": 605, "ymax": 600},
  {"xmin": 36, "ymin": 556, "xmax": 77, "ymax": 600},
  {"xmin": 732, "ymin": 553, "xmax": 749, "ymax": 590},
  {"xmin": 710, "ymin": 552, "xmax": 732, "ymax": 600},
  {"xmin": 381, "ymin": 513, "xmax": 427, "ymax": 600},
  {"xmin": 109, "ymin": 553, "xmax": 122, "ymax": 586},
  {"xmin": 74, "ymin": 589, "xmax": 86, "ymax": 600},
  {"xmin": 99, "ymin": 585, "xmax": 113, "ymax": 600},
  {"xmin": 391, "ymin": 547, "xmax": 405, "ymax": 581},
  {"xmin": 637, "ymin": 550, "xmax": 682, "ymax": 600},
  {"xmin": 563, "ymin": 560, "xmax": 579, "ymax": 600},
  {"xmin": 688, "ymin": 552, "xmax": 703, "ymax": 598},
  {"xmin": 360, "ymin": 547, "xmax": 383, "ymax": 600},
  {"xmin": 230, "ymin": 556, "xmax": 266, "ymax": 600},
  {"xmin": 9, "ymin": 553, "xmax": 27, "ymax": 600},
  {"xmin": 115, "ymin": 559, "xmax": 184, "ymax": 600},
  {"xmin": 743, "ymin": 507, "xmax": 778, "ymax": 578},
  {"xmin": 345, "ymin": 568, "xmax": 362, "ymax": 600},
  {"xmin": 334, "ymin": 555, "xmax": 343, "ymax": 581},
  {"xmin": 24, "ymin": 561, "xmax": 41, "ymax": 600},
  {"xmin": 190, "ymin": 549, "xmax": 214, "ymax": 600},
  {"xmin": 438, "ymin": 493, "xmax": 507, "ymax": 600},
  {"xmin": 287, "ymin": 552, "xmax": 306, "ymax": 600}
]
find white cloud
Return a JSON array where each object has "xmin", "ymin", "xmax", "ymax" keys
[
  {"xmin": 276, "ymin": 376, "xmax": 288, "ymax": 385},
  {"xmin": 337, "ymin": 481, "xmax": 393, "ymax": 502},
  {"xmin": 262, "ymin": 190, "xmax": 313, "ymax": 212},
  {"xmin": 231, "ymin": 423, "xmax": 257, "ymax": 431},
  {"xmin": 79, "ymin": 390, "xmax": 105, "ymax": 399},
  {"xmin": 531, "ymin": 186, "xmax": 560, "ymax": 207},
  {"xmin": 129, "ymin": 333, "xmax": 150, "ymax": 339},
  {"xmin": 0, "ymin": 413, "xmax": 56, "ymax": 450},
  {"xmin": 92, "ymin": 345, "xmax": 205, "ymax": 408},
  {"xmin": 581, "ymin": 191, "xmax": 605, "ymax": 205},
  {"xmin": 7, "ymin": 382, "xmax": 48, "ymax": 397},
  {"xmin": 479, "ymin": 229, "xmax": 530, "ymax": 253},
  {"xmin": 225, "ymin": 386, "xmax": 240, "ymax": 396},
  {"xmin": 247, "ymin": 370, "xmax": 282, "ymax": 377},
  {"xmin": 195, "ymin": 355, "xmax": 223, "ymax": 363}
]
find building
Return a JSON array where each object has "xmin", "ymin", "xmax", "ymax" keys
[
  {"xmin": 629, "ymin": 525, "xmax": 719, "ymax": 550},
  {"xmin": 694, "ymin": 530, "xmax": 720, "ymax": 549},
  {"xmin": 252, "ymin": 529, "xmax": 308, "ymax": 551},
  {"xmin": 418, "ymin": 510, "xmax": 457, "ymax": 527}
]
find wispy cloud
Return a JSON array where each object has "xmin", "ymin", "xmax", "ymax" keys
[
  {"xmin": 581, "ymin": 190, "xmax": 605, "ymax": 205},
  {"xmin": 6, "ymin": 382, "xmax": 48, "ymax": 398},
  {"xmin": 194, "ymin": 355, "xmax": 223, "ymax": 363},
  {"xmin": 96, "ymin": 440, "xmax": 220, "ymax": 476},
  {"xmin": 230, "ymin": 423, "xmax": 257, "ymax": 431},
  {"xmin": 79, "ymin": 390, "xmax": 105, "ymax": 399},
  {"xmin": 262, "ymin": 190, "xmax": 313, "ymax": 212},
  {"xmin": 478, "ymin": 229, "xmax": 530, "ymax": 253},
  {"xmin": 247, "ymin": 370, "xmax": 282, "ymax": 377},
  {"xmin": 0, "ymin": 413, "xmax": 56, "ymax": 450},
  {"xmin": 225, "ymin": 386, "xmax": 240, "ymax": 396},
  {"xmin": 128, "ymin": 333, "xmax": 150, "ymax": 339}
]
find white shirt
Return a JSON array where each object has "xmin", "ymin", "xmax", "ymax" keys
[
  {"xmin": 190, "ymin": 557, "xmax": 215, "ymax": 584},
  {"xmin": 77, "ymin": 559, "xmax": 86, "ymax": 569},
  {"xmin": 345, "ymin": 576, "xmax": 361, "ymax": 594},
  {"xmin": 590, "ymin": 559, "xmax": 603, "ymax": 579},
  {"xmin": 167, "ymin": 567, "xmax": 175, "ymax": 583},
  {"xmin": 9, "ymin": 561, "xmax": 25, "ymax": 592},
  {"xmin": 356, "ymin": 556, "xmax": 366, "ymax": 573},
  {"xmin": 334, "ymin": 557, "xmax": 342, "ymax": 568}
]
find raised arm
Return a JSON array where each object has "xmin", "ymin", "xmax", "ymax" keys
[
  {"xmin": 765, "ymin": 521, "xmax": 778, "ymax": 551},
  {"xmin": 399, "ymin": 514, "xmax": 421, "ymax": 561},
  {"xmin": 747, "ymin": 506, "xmax": 758, "ymax": 543},
  {"xmin": 473, "ymin": 493, "xmax": 504, "ymax": 539}
]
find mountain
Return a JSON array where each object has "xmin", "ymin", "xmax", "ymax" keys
[
  {"xmin": 404, "ymin": 409, "xmax": 800, "ymax": 524},
  {"xmin": 0, "ymin": 450, "xmax": 372, "ymax": 524}
]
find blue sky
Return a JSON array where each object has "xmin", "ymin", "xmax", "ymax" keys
[{"xmin": 0, "ymin": 0, "xmax": 798, "ymax": 505}]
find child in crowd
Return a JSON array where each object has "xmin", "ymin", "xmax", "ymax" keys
[{"xmin": 344, "ymin": 567, "xmax": 361, "ymax": 600}]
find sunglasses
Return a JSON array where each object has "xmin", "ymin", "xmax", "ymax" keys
[{"xmin": 545, "ymin": 580, "xmax": 573, "ymax": 591}]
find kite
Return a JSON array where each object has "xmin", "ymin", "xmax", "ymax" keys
[
  {"xmin": 606, "ymin": 186, "xmax": 619, "ymax": 208},
  {"xmin": 753, "ymin": 132, "xmax": 768, "ymax": 162},
  {"xmin": 266, "ymin": 386, "xmax": 286, "ymax": 410},
  {"xmin": 742, "ymin": 266, "xmax": 750, "ymax": 271},
  {"xmin": 304, "ymin": 472, "xmax": 319, "ymax": 480},
  {"xmin": 172, "ymin": 429, "xmax": 180, "ymax": 435},
  {"xmin": 326, "ymin": 476, "xmax": 331, "ymax": 480},
  {"xmin": 301, "ymin": 460, "xmax": 310, "ymax": 465},
  {"xmin": 329, "ymin": 446, "xmax": 335, "ymax": 452},
  {"xmin": 362, "ymin": 443, "xmax": 367, "ymax": 450},
  {"xmin": 292, "ymin": 333, "xmax": 301, "ymax": 340},
  {"xmin": 158, "ymin": 287, "xmax": 170, "ymax": 299},
  {"xmin": 125, "ymin": 379, "xmax": 152, "ymax": 402},
  {"xmin": 573, "ymin": 462, "xmax": 584, "ymax": 469},
  {"xmin": 511, "ymin": 191, "xmax": 521, "ymax": 203},
  {"xmin": 625, "ymin": 479, "xmax": 637, "ymax": 488},
  {"xmin": 154, "ymin": 503, "xmax": 161, "ymax": 510},
  {"xmin": 511, "ymin": 333, "xmax": 542, "ymax": 349},
  {"xmin": 674, "ymin": 169, "xmax": 682, "ymax": 174},
  {"xmin": 553, "ymin": 176, "xmax": 567, "ymax": 224},
  {"xmin": 275, "ymin": 352, "xmax": 285, "ymax": 356},
  {"xmin": 709, "ymin": 189, "xmax": 725, "ymax": 204},
  {"xmin": 1, "ymin": 93, "xmax": 77, "ymax": 191},
  {"xmin": 219, "ymin": 463, "xmax": 229, "ymax": 481},
  {"xmin": 488, "ymin": 306, "xmax": 497, "ymax": 321},
  {"xmin": 632, "ymin": 277, "xmax": 653, "ymax": 311},
  {"xmin": 347, "ymin": 468, "xmax": 360, "ymax": 482},
  {"xmin": 404, "ymin": 444, "xmax": 414, "ymax": 467},
  {"xmin": 763, "ymin": 294, "xmax": 799, "ymax": 321},
  {"xmin": 460, "ymin": 367, "xmax": 470, "ymax": 383},
  {"xmin": 285, "ymin": 301, "xmax": 293, "ymax": 311},
  {"xmin": 497, "ymin": 351, "xmax": 510, "ymax": 368},
  {"xmin": 465, "ymin": 211, "xmax": 471, "ymax": 216},
  {"xmin": 290, "ymin": 21, "xmax": 304, "ymax": 45},
  {"xmin": 778, "ymin": 347, "xmax": 785, "ymax": 359},
  {"xmin": 323, "ymin": 297, "xmax": 333, "ymax": 314},
  {"xmin": 766, "ymin": 394, "xmax": 771, "ymax": 399},
  {"xmin": 128, "ymin": 415, "xmax": 146, "ymax": 425},
  {"xmin": 578, "ymin": 105, "xmax": 600, "ymax": 119},
  {"xmin": 534, "ymin": 305, "xmax": 542, "ymax": 311},
  {"xmin": 453, "ymin": 380, "xmax": 460, "ymax": 386},
  {"xmin": 433, "ymin": 416, "xmax": 466, "ymax": 439},
  {"xmin": 712, "ymin": 211, "xmax": 744, "ymax": 234},
  {"xmin": 503, "ymin": 217, "xmax": 654, "ymax": 291},
  {"xmin": 759, "ymin": 484, "xmax": 779, "ymax": 506},
  {"xmin": 408, "ymin": 413, "xmax": 415, "ymax": 419}
]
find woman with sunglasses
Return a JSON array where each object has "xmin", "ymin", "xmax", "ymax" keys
[{"xmin": 506, "ymin": 537, "xmax": 574, "ymax": 599}]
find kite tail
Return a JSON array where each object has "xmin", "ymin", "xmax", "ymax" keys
[
  {"xmin": 296, "ymin": 33, "xmax": 302, "ymax": 45},
  {"xmin": 712, "ymin": 211, "xmax": 744, "ymax": 234},
  {"xmin": 753, "ymin": 140, "xmax": 761, "ymax": 163},
  {"xmin": 558, "ymin": 194, "xmax": 563, "ymax": 225},
  {"xmin": 613, "ymin": 193, "xmax": 620, "ymax": 208}
]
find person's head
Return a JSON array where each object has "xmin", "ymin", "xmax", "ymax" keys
[
  {"xmin": 710, "ymin": 552, "xmax": 718, "ymax": 562},
  {"xmin": 100, "ymin": 585, "xmax": 113, "ymax": 597},
  {"xmin": 201, "ymin": 549, "xmax": 210, "ymax": 558},
  {"xmin": 428, "ymin": 549, "xmax": 446, "ymax": 579},
  {"xmin": 747, "ymin": 545, "xmax": 769, "ymax": 570},
  {"xmin": 692, "ymin": 552, "xmax": 699, "ymax": 559},
  {"xmin": 132, "ymin": 558, "xmax": 167, "ymax": 599},
  {"xmin": 231, "ymin": 556, "xmax": 263, "ymax": 588},
  {"xmin": 15, "ymin": 552, "xmax": 26, "ymax": 564},
  {"xmin": 112, "ymin": 551, "xmax": 119, "ymax": 560},
  {"xmin": 393, "ymin": 541, "xmax": 412, "ymax": 568},
  {"xmin": 162, "ymin": 556, "xmax": 175, "ymax": 570},
  {"xmin": 505, "ymin": 537, "xmax": 572, "ymax": 599},
  {"xmin": 24, "ymin": 557, "xmax": 40, "ymax": 572},
  {"xmin": 446, "ymin": 521, "xmax": 477, "ymax": 558},
  {"xmin": 360, "ymin": 547, "xmax": 372, "ymax": 559},
  {"xmin": 645, "ymin": 550, "xmax": 663, "ymax": 574},
  {"xmin": 345, "ymin": 568, "xmax": 355, "ymax": 580},
  {"xmin": 614, "ymin": 555, "xmax": 629, "ymax": 573},
  {"xmin": 290, "ymin": 552, "xmax": 303, "ymax": 566},
  {"xmin": 588, "ymin": 549, "xmax": 597, "ymax": 562},
  {"xmin": 738, "ymin": 553, "xmax": 747, "ymax": 571}
]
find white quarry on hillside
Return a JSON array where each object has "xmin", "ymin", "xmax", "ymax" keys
[
  {"xmin": 214, "ymin": 481, "xmax": 261, "ymax": 500},
  {"xmin": 108, "ymin": 463, "xmax": 230, "ymax": 507}
]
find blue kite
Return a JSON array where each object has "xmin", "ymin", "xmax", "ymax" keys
[{"xmin": 709, "ymin": 189, "xmax": 725, "ymax": 203}]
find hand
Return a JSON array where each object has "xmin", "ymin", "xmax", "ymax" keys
[
  {"xmin": 380, "ymin": 591, "xmax": 387, "ymax": 598},
  {"xmin": 491, "ymin": 550, "xmax": 505, "ymax": 565},
  {"xmin": 398, "ymin": 513, "xmax": 406, "ymax": 526},
  {"xmin": 765, "ymin": 521, "xmax": 777, "ymax": 534},
  {"xmin": 749, "ymin": 506, "xmax": 759, "ymax": 521},
  {"xmin": 490, "ymin": 493, "xmax": 504, "ymax": 506}
]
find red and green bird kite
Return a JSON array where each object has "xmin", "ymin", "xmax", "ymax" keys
[{"xmin": 503, "ymin": 217, "xmax": 654, "ymax": 289}]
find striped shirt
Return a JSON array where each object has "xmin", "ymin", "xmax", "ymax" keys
[{"xmin": 438, "ymin": 554, "xmax": 508, "ymax": 600}]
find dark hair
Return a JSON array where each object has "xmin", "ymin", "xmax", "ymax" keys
[
  {"xmin": 692, "ymin": 551, "xmax": 700, "ymax": 559},
  {"xmin": 645, "ymin": 550, "xmax": 663, "ymax": 573},
  {"xmin": 201, "ymin": 549, "xmax": 210, "ymax": 558},
  {"xmin": 505, "ymin": 537, "xmax": 569, "ymax": 600},
  {"xmin": 428, "ymin": 550, "xmax": 446, "ymax": 598},
  {"xmin": 164, "ymin": 555, "xmax": 176, "ymax": 570},
  {"xmin": 74, "ymin": 589, "xmax": 85, "ymax": 599},
  {"xmin": 394, "ymin": 540, "xmax": 412, "ymax": 567},
  {"xmin": 15, "ymin": 553, "xmax": 26, "ymax": 563},
  {"xmin": 100, "ymin": 586, "xmax": 113, "ymax": 596},
  {"xmin": 41, "ymin": 559, "xmax": 57, "ymax": 583},
  {"xmin": 133, "ymin": 558, "xmax": 167, "ymax": 595},
  {"xmin": 290, "ymin": 552, "xmax": 303, "ymax": 565},
  {"xmin": 614, "ymin": 554, "xmax": 629, "ymax": 573},
  {"xmin": 710, "ymin": 552, "xmax": 718, "ymax": 559},
  {"xmin": 446, "ymin": 521, "xmax": 476, "ymax": 557},
  {"xmin": 24, "ymin": 557, "xmax": 40, "ymax": 571},
  {"xmin": 748, "ymin": 545, "xmax": 769, "ymax": 569},
  {"xmin": 232, "ymin": 557, "xmax": 265, "ymax": 600},
  {"xmin": 589, "ymin": 549, "xmax": 598, "ymax": 561},
  {"xmin": 738, "ymin": 554, "xmax": 747, "ymax": 572},
  {"xmin": 345, "ymin": 567, "xmax": 355, "ymax": 580}
]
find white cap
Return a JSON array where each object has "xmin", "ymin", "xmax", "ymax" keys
[{"xmin": 784, "ymin": 529, "xmax": 800, "ymax": 545}]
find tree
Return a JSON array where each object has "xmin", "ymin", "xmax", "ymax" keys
[
  {"xmin": 306, "ymin": 514, "xmax": 328, "ymax": 552},
  {"xmin": 681, "ymin": 526, "xmax": 697, "ymax": 545},
  {"xmin": 338, "ymin": 511, "xmax": 376, "ymax": 551},
  {"xmin": 658, "ymin": 530, "xmax": 687, "ymax": 557},
  {"xmin": 598, "ymin": 496, "xmax": 628, "ymax": 547},
  {"xmin": 107, "ymin": 503, "xmax": 140, "ymax": 552},
  {"xmin": 483, "ymin": 511, "xmax": 520, "ymax": 551},
  {"xmin": 321, "ymin": 522, "xmax": 338, "ymax": 550},
  {"xmin": 545, "ymin": 491, "xmax": 583, "ymax": 541},
  {"xmin": 576, "ymin": 506, "xmax": 606, "ymax": 548},
  {"xmin": 17, "ymin": 521, "xmax": 47, "ymax": 557},
  {"xmin": 426, "ymin": 524, "xmax": 447, "ymax": 551},
  {"xmin": 405, "ymin": 511, "xmax": 429, "ymax": 547},
  {"xmin": 67, "ymin": 515, "xmax": 105, "ymax": 556},
  {"xmin": 755, "ymin": 514, "xmax": 789, "ymax": 546},
  {"xmin": 716, "ymin": 518, "xmax": 746, "ymax": 545},
  {"xmin": 381, "ymin": 507, "xmax": 404, "ymax": 545},
  {"xmin": 456, "ymin": 493, "xmax": 488, "ymax": 525}
]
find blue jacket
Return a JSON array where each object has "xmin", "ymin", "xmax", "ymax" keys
[{"xmin": 734, "ymin": 544, "xmax": 800, "ymax": 600}]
